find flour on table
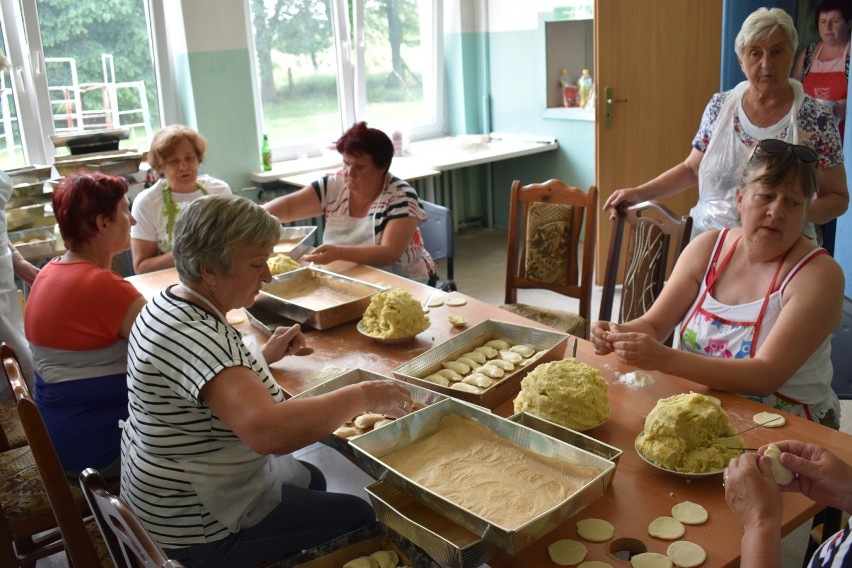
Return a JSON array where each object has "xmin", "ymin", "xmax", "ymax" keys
[{"xmin": 616, "ymin": 370, "xmax": 655, "ymax": 388}]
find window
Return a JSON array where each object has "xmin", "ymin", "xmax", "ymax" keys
[
  {"xmin": 0, "ymin": 0, "xmax": 161, "ymax": 168},
  {"xmin": 251, "ymin": 0, "xmax": 444, "ymax": 161}
]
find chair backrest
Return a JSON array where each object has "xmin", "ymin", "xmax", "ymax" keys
[
  {"xmin": 830, "ymin": 295, "xmax": 852, "ymax": 400},
  {"xmin": 79, "ymin": 468, "xmax": 184, "ymax": 568},
  {"xmin": 0, "ymin": 343, "xmax": 104, "ymax": 567},
  {"xmin": 504, "ymin": 179, "xmax": 598, "ymax": 338},
  {"xmin": 598, "ymin": 200, "xmax": 692, "ymax": 327},
  {"xmin": 419, "ymin": 200, "xmax": 454, "ymax": 279}
]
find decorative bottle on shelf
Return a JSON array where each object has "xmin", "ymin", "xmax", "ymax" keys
[
  {"xmin": 560, "ymin": 68, "xmax": 578, "ymax": 108},
  {"xmin": 261, "ymin": 134, "xmax": 272, "ymax": 171},
  {"xmin": 578, "ymin": 69, "xmax": 594, "ymax": 109}
]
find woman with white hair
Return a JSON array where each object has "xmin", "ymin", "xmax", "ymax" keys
[{"xmin": 605, "ymin": 7, "xmax": 848, "ymax": 240}]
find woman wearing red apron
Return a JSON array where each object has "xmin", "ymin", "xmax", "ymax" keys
[
  {"xmin": 793, "ymin": 0, "xmax": 852, "ymax": 255},
  {"xmin": 592, "ymin": 139, "xmax": 844, "ymax": 429}
]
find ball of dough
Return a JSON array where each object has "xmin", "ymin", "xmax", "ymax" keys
[
  {"xmin": 548, "ymin": 539, "xmax": 587, "ymax": 566},
  {"xmin": 576, "ymin": 518, "xmax": 614, "ymax": 542},
  {"xmin": 666, "ymin": 541, "xmax": 706, "ymax": 568},
  {"xmin": 765, "ymin": 443, "xmax": 795, "ymax": 485},
  {"xmin": 361, "ymin": 288, "xmax": 430, "ymax": 339},
  {"xmin": 648, "ymin": 516, "xmax": 685, "ymax": 540}
]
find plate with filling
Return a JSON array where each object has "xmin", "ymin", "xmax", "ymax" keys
[
  {"xmin": 357, "ymin": 320, "xmax": 420, "ymax": 344},
  {"xmin": 634, "ymin": 432, "xmax": 728, "ymax": 479}
]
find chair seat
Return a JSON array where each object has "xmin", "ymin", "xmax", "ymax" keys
[
  {"xmin": 0, "ymin": 398, "xmax": 27, "ymax": 449},
  {"xmin": 0, "ymin": 446, "xmax": 53, "ymax": 523},
  {"xmin": 85, "ymin": 517, "xmax": 115, "ymax": 567},
  {"xmin": 501, "ymin": 303, "xmax": 585, "ymax": 336}
]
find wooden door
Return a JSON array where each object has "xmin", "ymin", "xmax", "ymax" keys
[{"xmin": 595, "ymin": 0, "xmax": 723, "ymax": 283}]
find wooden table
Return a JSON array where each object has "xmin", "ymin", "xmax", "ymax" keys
[{"xmin": 127, "ymin": 264, "xmax": 852, "ymax": 568}]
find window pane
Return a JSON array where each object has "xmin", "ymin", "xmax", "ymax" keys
[
  {"xmin": 0, "ymin": 27, "xmax": 25, "ymax": 170},
  {"xmin": 35, "ymin": 0, "xmax": 160, "ymax": 152},
  {"xmin": 252, "ymin": 0, "xmax": 342, "ymax": 153},
  {"xmin": 361, "ymin": 0, "xmax": 433, "ymax": 133}
]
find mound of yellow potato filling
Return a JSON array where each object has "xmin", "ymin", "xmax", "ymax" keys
[
  {"xmin": 361, "ymin": 288, "xmax": 430, "ymax": 339},
  {"xmin": 637, "ymin": 392, "xmax": 745, "ymax": 473},
  {"xmin": 513, "ymin": 359, "xmax": 610, "ymax": 431},
  {"xmin": 267, "ymin": 253, "xmax": 301, "ymax": 275}
]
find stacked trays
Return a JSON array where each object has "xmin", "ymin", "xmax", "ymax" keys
[
  {"xmin": 350, "ymin": 398, "xmax": 618, "ymax": 557},
  {"xmin": 5, "ymin": 166, "xmax": 55, "ymax": 232},
  {"xmin": 393, "ymin": 319, "xmax": 569, "ymax": 408}
]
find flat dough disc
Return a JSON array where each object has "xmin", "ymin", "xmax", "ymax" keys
[
  {"xmin": 671, "ymin": 501, "xmax": 708, "ymax": 525},
  {"xmin": 667, "ymin": 541, "xmax": 707, "ymax": 568},
  {"xmin": 753, "ymin": 411, "xmax": 786, "ymax": 427},
  {"xmin": 548, "ymin": 539, "xmax": 587, "ymax": 566},
  {"xmin": 446, "ymin": 297, "xmax": 467, "ymax": 306},
  {"xmin": 631, "ymin": 552, "xmax": 673, "ymax": 568},
  {"xmin": 226, "ymin": 312, "xmax": 245, "ymax": 325},
  {"xmin": 648, "ymin": 516, "xmax": 685, "ymax": 540},
  {"xmin": 426, "ymin": 297, "xmax": 444, "ymax": 307},
  {"xmin": 576, "ymin": 518, "xmax": 615, "ymax": 542},
  {"xmin": 579, "ymin": 562, "xmax": 614, "ymax": 568}
]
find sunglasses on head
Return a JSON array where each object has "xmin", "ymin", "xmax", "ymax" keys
[{"xmin": 750, "ymin": 139, "xmax": 818, "ymax": 164}]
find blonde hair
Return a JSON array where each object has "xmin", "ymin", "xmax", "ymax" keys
[
  {"xmin": 147, "ymin": 124, "xmax": 208, "ymax": 174},
  {"xmin": 735, "ymin": 7, "xmax": 798, "ymax": 57}
]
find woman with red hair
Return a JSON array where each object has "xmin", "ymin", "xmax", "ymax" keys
[{"xmin": 25, "ymin": 172, "xmax": 145, "ymax": 479}]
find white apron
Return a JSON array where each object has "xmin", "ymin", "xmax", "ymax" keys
[
  {"xmin": 0, "ymin": 170, "xmax": 35, "ymax": 396},
  {"xmin": 693, "ymin": 80, "xmax": 806, "ymax": 238}
]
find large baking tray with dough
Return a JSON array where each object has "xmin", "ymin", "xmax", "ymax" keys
[
  {"xmin": 273, "ymin": 521, "xmax": 441, "ymax": 567},
  {"xmin": 53, "ymin": 149, "xmax": 142, "ymax": 176},
  {"xmin": 391, "ymin": 319, "xmax": 569, "ymax": 409},
  {"xmin": 366, "ymin": 481, "xmax": 491, "ymax": 568},
  {"xmin": 274, "ymin": 225, "xmax": 316, "ymax": 260},
  {"xmin": 257, "ymin": 267, "xmax": 385, "ymax": 330},
  {"xmin": 289, "ymin": 369, "xmax": 448, "ymax": 457},
  {"xmin": 349, "ymin": 398, "xmax": 617, "ymax": 555}
]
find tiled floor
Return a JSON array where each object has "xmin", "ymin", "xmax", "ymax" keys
[{"xmin": 37, "ymin": 227, "xmax": 850, "ymax": 568}]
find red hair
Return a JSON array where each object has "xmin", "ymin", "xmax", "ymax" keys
[
  {"xmin": 52, "ymin": 172, "xmax": 128, "ymax": 250},
  {"xmin": 336, "ymin": 122, "xmax": 394, "ymax": 172}
]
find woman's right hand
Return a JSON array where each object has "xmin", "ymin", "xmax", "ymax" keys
[
  {"xmin": 767, "ymin": 440, "xmax": 852, "ymax": 512},
  {"xmin": 359, "ymin": 380, "xmax": 413, "ymax": 419},
  {"xmin": 603, "ymin": 187, "xmax": 642, "ymax": 219},
  {"xmin": 591, "ymin": 321, "xmax": 616, "ymax": 355}
]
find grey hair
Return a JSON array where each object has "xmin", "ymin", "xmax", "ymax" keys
[
  {"xmin": 735, "ymin": 7, "xmax": 798, "ymax": 57},
  {"xmin": 172, "ymin": 194, "xmax": 280, "ymax": 283}
]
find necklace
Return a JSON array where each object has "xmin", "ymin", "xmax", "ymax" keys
[
  {"xmin": 180, "ymin": 284, "xmax": 226, "ymax": 323},
  {"xmin": 745, "ymin": 90, "xmax": 792, "ymax": 129}
]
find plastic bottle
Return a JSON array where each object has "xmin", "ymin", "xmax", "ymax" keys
[
  {"xmin": 578, "ymin": 69, "xmax": 593, "ymax": 109},
  {"xmin": 261, "ymin": 134, "xmax": 272, "ymax": 171},
  {"xmin": 560, "ymin": 68, "xmax": 578, "ymax": 108}
]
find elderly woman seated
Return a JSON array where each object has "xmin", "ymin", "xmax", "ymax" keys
[
  {"xmin": 592, "ymin": 140, "xmax": 844, "ymax": 428},
  {"xmin": 120, "ymin": 194, "xmax": 413, "ymax": 567}
]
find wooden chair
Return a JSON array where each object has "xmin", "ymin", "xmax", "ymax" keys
[
  {"xmin": 0, "ymin": 343, "xmax": 113, "ymax": 567},
  {"xmin": 80, "ymin": 468, "xmax": 184, "ymax": 568},
  {"xmin": 502, "ymin": 179, "xmax": 597, "ymax": 339},
  {"xmin": 598, "ymin": 201, "xmax": 692, "ymax": 335}
]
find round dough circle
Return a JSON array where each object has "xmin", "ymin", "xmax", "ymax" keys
[
  {"xmin": 548, "ymin": 539, "xmax": 587, "ymax": 566},
  {"xmin": 671, "ymin": 501, "xmax": 708, "ymax": 525},
  {"xmin": 226, "ymin": 313, "xmax": 245, "ymax": 325},
  {"xmin": 666, "ymin": 540, "xmax": 707, "ymax": 568},
  {"xmin": 576, "ymin": 518, "xmax": 615, "ymax": 542},
  {"xmin": 648, "ymin": 516, "xmax": 685, "ymax": 540},
  {"xmin": 753, "ymin": 411, "xmax": 786, "ymax": 428},
  {"xmin": 426, "ymin": 297, "xmax": 444, "ymax": 307},
  {"xmin": 631, "ymin": 552, "xmax": 673, "ymax": 568},
  {"xmin": 578, "ymin": 562, "xmax": 614, "ymax": 568},
  {"xmin": 446, "ymin": 297, "xmax": 467, "ymax": 306}
]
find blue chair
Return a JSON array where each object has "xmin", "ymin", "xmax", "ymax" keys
[
  {"xmin": 830, "ymin": 296, "xmax": 852, "ymax": 400},
  {"xmin": 419, "ymin": 201, "xmax": 456, "ymax": 291}
]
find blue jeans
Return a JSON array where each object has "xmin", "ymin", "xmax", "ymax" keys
[{"xmin": 166, "ymin": 462, "xmax": 375, "ymax": 568}]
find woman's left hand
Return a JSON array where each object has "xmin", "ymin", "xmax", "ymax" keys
[
  {"xmin": 606, "ymin": 326, "xmax": 667, "ymax": 369},
  {"xmin": 302, "ymin": 244, "xmax": 343, "ymax": 265},
  {"xmin": 725, "ymin": 453, "xmax": 783, "ymax": 528},
  {"xmin": 261, "ymin": 324, "xmax": 306, "ymax": 363}
]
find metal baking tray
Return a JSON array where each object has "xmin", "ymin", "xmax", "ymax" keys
[
  {"xmin": 350, "ymin": 398, "xmax": 617, "ymax": 555},
  {"xmin": 392, "ymin": 319, "xmax": 569, "ymax": 408},
  {"xmin": 272, "ymin": 521, "xmax": 441, "ymax": 568},
  {"xmin": 53, "ymin": 149, "xmax": 142, "ymax": 177},
  {"xmin": 258, "ymin": 267, "xmax": 384, "ymax": 330},
  {"xmin": 366, "ymin": 481, "xmax": 491, "ymax": 568},
  {"xmin": 6, "ymin": 203, "xmax": 48, "ymax": 231},
  {"xmin": 10, "ymin": 179, "xmax": 50, "ymax": 200},
  {"xmin": 8, "ymin": 227, "xmax": 56, "ymax": 259},
  {"xmin": 290, "ymin": 369, "xmax": 448, "ymax": 457},
  {"xmin": 7, "ymin": 165, "xmax": 52, "ymax": 185},
  {"xmin": 274, "ymin": 225, "xmax": 316, "ymax": 260}
]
